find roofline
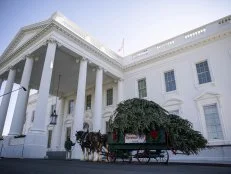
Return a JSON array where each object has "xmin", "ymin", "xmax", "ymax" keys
[{"xmin": 125, "ymin": 14, "xmax": 231, "ymax": 58}]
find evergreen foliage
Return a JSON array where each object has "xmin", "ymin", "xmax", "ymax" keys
[{"xmin": 109, "ymin": 98, "xmax": 207, "ymax": 155}]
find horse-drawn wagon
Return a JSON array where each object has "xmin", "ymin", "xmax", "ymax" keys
[
  {"xmin": 76, "ymin": 98, "xmax": 207, "ymax": 163},
  {"xmin": 105, "ymin": 129, "xmax": 170, "ymax": 164}
]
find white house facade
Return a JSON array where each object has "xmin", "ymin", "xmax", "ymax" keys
[{"xmin": 0, "ymin": 12, "xmax": 231, "ymax": 161}]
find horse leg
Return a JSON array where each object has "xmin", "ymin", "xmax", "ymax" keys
[
  {"xmin": 80, "ymin": 146, "xmax": 85, "ymax": 161},
  {"xmin": 83, "ymin": 147, "xmax": 86, "ymax": 161},
  {"xmin": 86, "ymin": 148, "xmax": 89, "ymax": 161},
  {"xmin": 93, "ymin": 149, "xmax": 98, "ymax": 162},
  {"xmin": 98, "ymin": 145, "xmax": 102, "ymax": 162},
  {"xmin": 90, "ymin": 149, "xmax": 94, "ymax": 161},
  {"xmin": 97, "ymin": 150, "xmax": 101, "ymax": 162}
]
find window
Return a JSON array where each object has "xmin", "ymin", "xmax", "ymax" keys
[
  {"xmin": 66, "ymin": 127, "xmax": 71, "ymax": 140},
  {"xmin": 68, "ymin": 100, "xmax": 74, "ymax": 114},
  {"xmin": 86, "ymin": 95, "xmax": 91, "ymax": 110},
  {"xmin": 169, "ymin": 109, "xmax": 179, "ymax": 115},
  {"xmin": 196, "ymin": 60, "xmax": 211, "ymax": 84},
  {"xmin": 50, "ymin": 104, "xmax": 56, "ymax": 115},
  {"xmin": 106, "ymin": 88, "xmax": 113, "ymax": 106},
  {"xmin": 164, "ymin": 70, "xmax": 176, "ymax": 92},
  {"xmin": 47, "ymin": 130, "xmax": 52, "ymax": 148},
  {"xmin": 106, "ymin": 121, "xmax": 110, "ymax": 133},
  {"xmin": 31, "ymin": 111, "xmax": 35, "ymax": 122},
  {"xmin": 138, "ymin": 78, "xmax": 147, "ymax": 98},
  {"xmin": 203, "ymin": 104, "xmax": 223, "ymax": 140}
]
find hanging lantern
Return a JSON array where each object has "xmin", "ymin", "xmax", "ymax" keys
[
  {"xmin": 50, "ymin": 74, "xmax": 61, "ymax": 125},
  {"xmin": 50, "ymin": 110, "xmax": 58, "ymax": 125}
]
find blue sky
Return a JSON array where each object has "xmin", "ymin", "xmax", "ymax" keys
[
  {"xmin": 0, "ymin": 0, "xmax": 230, "ymax": 135},
  {"xmin": 0, "ymin": 0, "xmax": 231, "ymax": 56}
]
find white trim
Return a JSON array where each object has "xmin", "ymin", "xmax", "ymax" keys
[
  {"xmin": 192, "ymin": 58, "xmax": 215, "ymax": 89},
  {"xmin": 160, "ymin": 66, "xmax": 179, "ymax": 96},
  {"xmin": 135, "ymin": 77, "xmax": 148, "ymax": 99},
  {"xmin": 195, "ymin": 94, "xmax": 227, "ymax": 144}
]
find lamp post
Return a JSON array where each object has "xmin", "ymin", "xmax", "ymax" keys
[
  {"xmin": 49, "ymin": 74, "xmax": 61, "ymax": 125},
  {"xmin": 50, "ymin": 110, "xmax": 58, "ymax": 125}
]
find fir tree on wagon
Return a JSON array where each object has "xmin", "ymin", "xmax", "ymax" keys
[{"xmin": 109, "ymin": 98, "xmax": 208, "ymax": 155}]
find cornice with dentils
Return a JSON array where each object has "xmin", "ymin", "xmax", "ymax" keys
[{"xmin": 0, "ymin": 20, "xmax": 124, "ymax": 73}]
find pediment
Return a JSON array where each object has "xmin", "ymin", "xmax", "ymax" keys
[
  {"xmin": 12, "ymin": 29, "xmax": 42, "ymax": 52},
  {"xmin": 194, "ymin": 91, "xmax": 220, "ymax": 101},
  {"xmin": 1, "ymin": 21, "xmax": 49, "ymax": 59},
  {"xmin": 163, "ymin": 98, "xmax": 183, "ymax": 107}
]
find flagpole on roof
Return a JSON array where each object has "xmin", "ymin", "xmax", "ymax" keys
[{"xmin": 118, "ymin": 38, "xmax": 125, "ymax": 56}]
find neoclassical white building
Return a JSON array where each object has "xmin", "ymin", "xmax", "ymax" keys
[{"xmin": 0, "ymin": 12, "xmax": 231, "ymax": 161}]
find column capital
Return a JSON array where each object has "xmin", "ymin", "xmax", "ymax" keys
[
  {"xmin": 81, "ymin": 57, "xmax": 88, "ymax": 61},
  {"xmin": 23, "ymin": 54, "xmax": 33, "ymax": 60},
  {"xmin": 113, "ymin": 79, "xmax": 124, "ymax": 83},
  {"xmin": 7, "ymin": 66, "xmax": 15, "ymax": 71},
  {"xmin": 46, "ymin": 38, "xmax": 62, "ymax": 47},
  {"xmin": 47, "ymin": 38, "xmax": 57, "ymax": 44},
  {"xmin": 95, "ymin": 66, "xmax": 103, "ymax": 71}
]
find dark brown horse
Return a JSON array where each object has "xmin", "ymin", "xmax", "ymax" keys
[{"xmin": 75, "ymin": 130, "xmax": 102, "ymax": 161}]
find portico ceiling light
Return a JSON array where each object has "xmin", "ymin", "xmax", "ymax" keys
[{"xmin": 50, "ymin": 74, "xmax": 61, "ymax": 125}]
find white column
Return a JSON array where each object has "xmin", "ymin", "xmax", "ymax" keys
[
  {"xmin": 51, "ymin": 98, "xmax": 65, "ymax": 150},
  {"xmin": 72, "ymin": 58, "xmax": 88, "ymax": 159},
  {"xmin": 31, "ymin": 41, "xmax": 56, "ymax": 132},
  {"xmin": 0, "ymin": 69, "xmax": 16, "ymax": 135},
  {"xmin": 73, "ymin": 58, "xmax": 88, "ymax": 132},
  {"xmin": 93, "ymin": 68, "xmax": 103, "ymax": 132},
  {"xmin": 24, "ymin": 40, "xmax": 57, "ymax": 158},
  {"xmin": 9, "ymin": 57, "xmax": 34, "ymax": 135},
  {"xmin": 117, "ymin": 79, "xmax": 124, "ymax": 104}
]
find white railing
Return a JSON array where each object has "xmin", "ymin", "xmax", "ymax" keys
[{"xmin": 126, "ymin": 15, "xmax": 231, "ymax": 64}]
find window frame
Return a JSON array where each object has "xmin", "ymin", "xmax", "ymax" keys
[
  {"xmin": 164, "ymin": 70, "xmax": 177, "ymax": 92},
  {"xmin": 106, "ymin": 88, "xmax": 113, "ymax": 106},
  {"xmin": 196, "ymin": 60, "xmax": 212, "ymax": 85},
  {"xmin": 86, "ymin": 94, "xmax": 92, "ymax": 110},
  {"xmin": 68, "ymin": 99, "xmax": 74, "ymax": 115},
  {"xmin": 195, "ymin": 93, "xmax": 227, "ymax": 145},
  {"xmin": 137, "ymin": 78, "xmax": 147, "ymax": 99},
  {"xmin": 47, "ymin": 130, "xmax": 52, "ymax": 148},
  {"xmin": 203, "ymin": 103, "xmax": 224, "ymax": 140},
  {"xmin": 192, "ymin": 58, "xmax": 215, "ymax": 88}
]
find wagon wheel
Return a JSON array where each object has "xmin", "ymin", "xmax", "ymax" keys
[
  {"xmin": 122, "ymin": 150, "xmax": 132, "ymax": 163},
  {"xmin": 156, "ymin": 150, "xmax": 169, "ymax": 164},
  {"xmin": 107, "ymin": 151, "xmax": 117, "ymax": 163},
  {"xmin": 136, "ymin": 148, "xmax": 150, "ymax": 164}
]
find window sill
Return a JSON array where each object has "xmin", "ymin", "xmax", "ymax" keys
[
  {"xmin": 163, "ymin": 89, "xmax": 178, "ymax": 96},
  {"xmin": 195, "ymin": 81, "xmax": 215, "ymax": 89},
  {"xmin": 207, "ymin": 139, "xmax": 228, "ymax": 146}
]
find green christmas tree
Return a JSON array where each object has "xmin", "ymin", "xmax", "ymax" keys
[{"xmin": 109, "ymin": 98, "xmax": 207, "ymax": 155}]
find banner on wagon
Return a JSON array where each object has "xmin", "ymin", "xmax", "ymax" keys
[{"xmin": 125, "ymin": 134, "xmax": 146, "ymax": 143}]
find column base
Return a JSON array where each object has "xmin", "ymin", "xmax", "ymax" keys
[
  {"xmin": 0, "ymin": 135, "xmax": 25, "ymax": 158},
  {"xmin": 23, "ymin": 131, "xmax": 47, "ymax": 158}
]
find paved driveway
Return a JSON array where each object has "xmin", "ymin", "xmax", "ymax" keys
[{"xmin": 0, "ymin": 159, "xmax": 230, "ymax": 174}]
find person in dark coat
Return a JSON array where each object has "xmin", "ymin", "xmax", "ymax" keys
[{"xmin": 64, "ymin": 136, "xmax": 75, "ymax": 159}]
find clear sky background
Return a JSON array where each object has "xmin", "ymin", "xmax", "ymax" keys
[{"xmin": 0, "ymin": 0, "xmax": 230, "ymax": 135}]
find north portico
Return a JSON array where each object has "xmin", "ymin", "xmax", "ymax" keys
[
  {"xmin": 0, "ymin": 12, "xmax": 124, "ymax": 159},
  {"xmin": 1, "ymin": 12, "xmax": 231, "ymax": 161}
]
